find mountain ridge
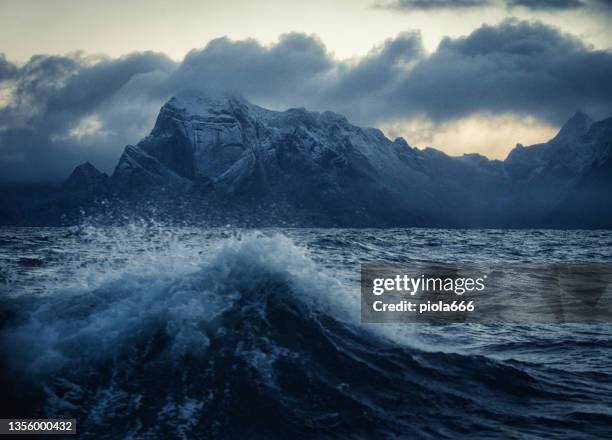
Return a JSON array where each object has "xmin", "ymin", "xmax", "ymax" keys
[{"xmin": 2, "ymin": 92, "xmax": 610, "ymax": 227}]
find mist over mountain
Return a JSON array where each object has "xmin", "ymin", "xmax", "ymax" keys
[{"xmin": 1, "ymin": 92, "xmax": 610, "ymax": 228}]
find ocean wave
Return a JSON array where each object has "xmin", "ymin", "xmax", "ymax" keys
[{"xmin": 0, "ymin": 229, "xmax": 610, "ymax": 439}]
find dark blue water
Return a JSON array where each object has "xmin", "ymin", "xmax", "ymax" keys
[{"xmin": 0, "ymin": 226, "xmax": 611, "ymax": 439}]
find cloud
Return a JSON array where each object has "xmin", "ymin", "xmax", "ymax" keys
[
  {"xmin": 382, "ymin": 19, "xmax": 612, "ymax": 124},
  {"xmin": 0, "ymin": 54, "xmax": 18, "ymax": 81},
  {"xmin": 507, "ymin": 0, "xmax": 585, "ymax": 10},
  {"xmin": 0, "ymin": 52, "xmax": 176, "ymax": 181},
  {"xmin": 374, "ymin": 0, "xmax": 493, "ymax": 11},
  {"xmin": 375, "ymin": 0, "xmax": 611, "ymax": 11},
  {"xmin": 1, "ymin": 20, "xmax": 612, "ymax": 182},
  {"xmin": 167, "ymin": 33, "xmax": 333, "ymax": 106}
]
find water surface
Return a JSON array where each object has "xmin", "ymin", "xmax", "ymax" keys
[{"xmin": 0, "ymin": 226, "xmax": 610, "ymax": 439}]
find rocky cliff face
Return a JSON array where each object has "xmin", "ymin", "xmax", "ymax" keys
[
  {"xmin": 7, "ymin": 92, "xmax": 610, "ymax": 227},
  {"xmin": 104, "ymin": 92, "xmax": 518, "ymax": 226},
  {"xmin": 114, "ymin": 92, "xmax": 427, "ymax": 195},
  {"xmin": 107, "ymin": 93, "xmax": 437, "ymax": 225}
]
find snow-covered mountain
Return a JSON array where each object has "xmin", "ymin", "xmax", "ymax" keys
[
  {"xmin": 504, "ymin": 110, "xmax": 609, "ymax": 182},
  {"xmin": 114, "ymin": 92, "xmax": 424, "ymax": 194},
  {"xmin": 103, "ymin": 92, "xmax": 515, "ymax": 226},
  {"xmin": 78, "ymin": 93, "xmax": 612, "ymax": 226},
  {"xmin": 2, "ymin": 92, "xmax": 610, "ymax": 227}
]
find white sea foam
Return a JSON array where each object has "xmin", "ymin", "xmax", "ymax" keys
[{"xmin": 1, "ymin": 227, "xmax": 357, "ymax": 376}]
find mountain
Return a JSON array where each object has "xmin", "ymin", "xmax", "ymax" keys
[
  {"xmin": 548, "ymin": 151, "xmax": 612, "ymax": 228},
  {"xmin": 1, "ymin": 92, "xmax": 611, "ymax": 227},
  {"xmin": 505, "ymin": 111, "xmax": 594, "ymax": 182},
  {"xmin": 64, "ymin": 162, "xmax": 110, "ymax": 195},
  {"xmin": 502, "ymin": 112, "xmax": 612, "ymax": 225},
  {"xmin": 106, "ymin": 92, "xmax": 516, "ymax": 226},
  {"xmin": 109, "ymin": 93, "xmax": 431, "ymax": 225}
]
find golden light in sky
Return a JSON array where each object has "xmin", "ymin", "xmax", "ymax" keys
[{"xmin": 381, "ymin": 114, "xmax": 558, "ymax": 160}]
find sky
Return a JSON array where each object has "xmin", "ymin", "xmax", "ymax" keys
[{"xmin": 0, "ymin": 0, "xmax": 611, "ymax": 181}]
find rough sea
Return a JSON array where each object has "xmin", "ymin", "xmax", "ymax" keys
[{"xmin": 0, "ymin": 226, "xmax": 611, "ymax": 439}]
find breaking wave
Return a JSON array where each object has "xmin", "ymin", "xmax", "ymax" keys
[{"xmin": 0, "ymin": 229, "xmax": 610, "ymax": 439}]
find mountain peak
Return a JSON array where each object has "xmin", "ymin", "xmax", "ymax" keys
[
  {"xmin": 64, "ymin": 162, "xmax": 109, "ymax": 193},
  {"xmin": 553, "ymin": 110, "xmax": 593, "ymax": 144},
  {"xmin": 165, "ymin": 90, "xmax": 249, "ymax": 116},
  {"xmin": 67, "ymin": 162, "xmax": 105, "ymax": 179},
  {"xmin": 567, "ymin": 110, "xmax": 593, "ymax": 127}
]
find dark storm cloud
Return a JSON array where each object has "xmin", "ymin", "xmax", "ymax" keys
[
  {"xmin": 374, "ymin": 0, "xmax": 492, "ymax": 11},
  {"xmin": 314, "ymin": 32, "xmax": 425, "ymax": 121},
  {"xmin": 592, "ymin": 0, "xmax": 612, "ymax": 11},
  {"xmin": 375, "ymin": 0, "xmax": 611, "ymax": 10},
  {"xmin": 1, "ymin": 21, "xmax": 612, "ymax": 182},
  {"xmin": 0, "ymin": 52, "xmax": 176, "ymax": 181},
  {"xmin": 381, "ymin": 20, "xmax": 612, "ymax": 123},
  {"xmin": 167, "ymin": 33, "xmax": 333, "ymax": 104},
  {"xmin": 166, "ymin": 31, "xmax": 424, "ymax": 118},
  {"xmin": 0, "ymin": 54, "xmax": 18, "ymax": 81},
  {"xmin": 508, "ymin": 0, "xmax": 612, "ymax": 10},
  {"xmin": 330, "ymin": 32, "xmax": 424, "ymax": 96},
  {"xmin": 507, "ymin": 0, "xmax": 585, "ymax": 9}
]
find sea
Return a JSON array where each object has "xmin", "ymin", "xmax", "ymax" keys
[{"xmin": 0, "ymin": 226, "xmax": 611, "ymax": 439}]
